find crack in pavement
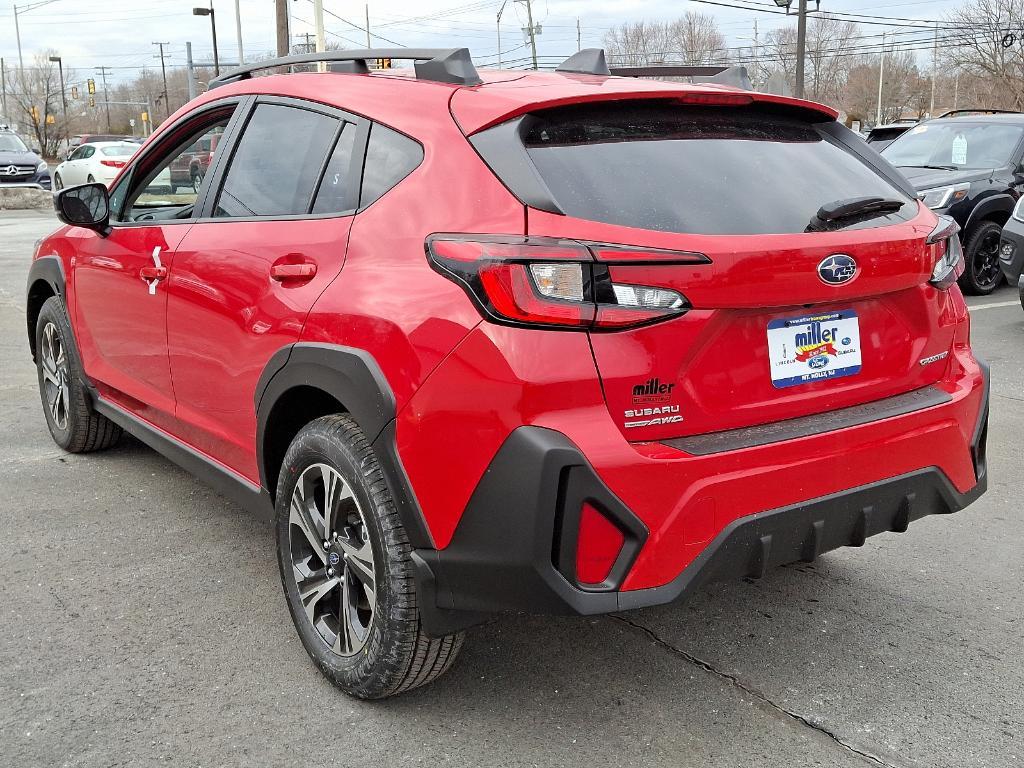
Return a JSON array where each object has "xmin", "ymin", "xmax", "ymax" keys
[{"xmin": 609, "ymin": 614, "xmax": 906, "ymax": 768}]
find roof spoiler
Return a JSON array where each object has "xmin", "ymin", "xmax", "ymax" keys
[
  {"xmin": 207, "ymin": 48, "xmax": 482, "ymax": 89},
  {"xmin": 609, "ymin": 64, "xmax": 752, "ymax": 90}
]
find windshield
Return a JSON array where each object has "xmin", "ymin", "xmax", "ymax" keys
[
  {"xmin": 521, "ymin": 104, "xmax": 913, "ymax": 236},
  {"xmin": 0, "ymin": 134, "xmax": 29, "ymax": 152},
  {"xmin": 101, "ymin": 144, "xmax": 138, "ymax": 157},
  {"xmin": 882, "ymin": 121, "xmax": 1024, "ymax": 170}
]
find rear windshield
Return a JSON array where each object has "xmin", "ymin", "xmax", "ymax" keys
[
  {"xmin": 520, "ymin": 104, "xmax": 914, "ymax": 235},
  {"xmin": 101, "ymin": 144, "xmax": 137, "ymax": 156}
]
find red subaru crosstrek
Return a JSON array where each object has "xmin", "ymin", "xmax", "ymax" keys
[{"xmin": 28, "ymin": 49, "xmax": 989, "ymax": 699}]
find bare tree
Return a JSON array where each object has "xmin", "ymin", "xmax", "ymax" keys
[
  {"xmin": 843, "ymin": 50, "xmax": 928, "ymax": 124},
  {"xmin": 763, "ymin": 15, "xmax": 861, "ymax": 105},
  {"xmin": 4, "ymin": 52, "xmax": 78, "ymax": 157},
  {"xmin": 943, "ymin": 0, "xmax": 1024, "ymax": 109},
  {"xmin": 605, "ymin": 12, "xmax": 727, "ymax": 67}
]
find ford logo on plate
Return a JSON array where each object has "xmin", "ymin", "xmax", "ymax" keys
[{"xmin": 817, "ymin": 254, "xmax": 858, "ymax": 285}]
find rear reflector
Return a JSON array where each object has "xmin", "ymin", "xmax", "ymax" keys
[
  {"xmin": 576, "ymin": 503, "xmax": 625, "ymax": 586},
  {"xmin": 427, "ymin": 235, "xmax": 703, "ymax": 331}
]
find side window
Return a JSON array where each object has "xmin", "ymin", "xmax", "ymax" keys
[
  {"xmin": 116, "ymin": 108, "xmax": 233, "ymax": 222},
  {"xmin": 215, "ymin": 103, "xmax": 337, "ymax": 218},
  {"xmin": 359, "ymin": 124, "xmax": 423, "ymax": 208},
  {"xmin": 311, "ymin": 122, "xmax": 357, "ymax": 214},
  {"xmin": 79, "ymin": 146, "xmax": 95, "ymax": 159}
]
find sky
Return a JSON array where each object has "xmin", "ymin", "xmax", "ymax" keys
[{"xmin": 0, "ymin": 0, "xmax": 968, "ymax": 88}]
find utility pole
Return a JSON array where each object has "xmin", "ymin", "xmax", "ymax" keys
[
  {"xmin": 753, "ymin": 19, "xmax": 759, "ymax": 90},
  {"xmin": 576, "ymin": 18, "xmax": 581, "ymax": 52},
  {"xmin": 876, "ymin": 31, "xmax": 887, "ymax": 126},
  {"xmin": 314, "ymin": 0, "xmax": 326, "ymax": 52},
  {"xmin": 517, "ymin": 0, "xmax": 538, "ymax": 70},
  {"xmin": 1, "ymin": 58, "xmax": 7, "ymax": 120},
  {"xmin": 234, "ymin": 0, "xmax": 244, "ymax": 64},
  {"xmin": 365, "ymin": 4, "xmax": 372, "ymax": 48},
  {"xmin": 794, "ymin": 0, "xmax": 808, "ymax": 98},
  {"xmin": 95, "ymin": 65, "xmax": 113, "ymax": 131},
  {"xmin": 186, "ymin": 42, "xmax": 197, "ymax": 101},
  {"xmin": 497, "ymin": 0, "xmax": 508, "ymax": 68},
  {"xmin": 275, "ymin": 0, "xmax": 290, "ymax": 56},
  {"xmin": 153, "ymin": 42, "xmax": 171, "ymax": 119},
  {"xmin": 929, "ymin": 21, "xmax": 938, "ymax": 117}
]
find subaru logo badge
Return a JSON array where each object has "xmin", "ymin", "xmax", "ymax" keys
[
  {"xmin": 328, "ymin": 551, "xmax": 340, "ymax": 566},
  {"xmin": 817, "ymin": 254, "xmax": 857, "ymax": 285}
]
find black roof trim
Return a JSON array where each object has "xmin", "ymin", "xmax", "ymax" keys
[
  {"xmin": 556, "ymin": 49, "xmax": 611, "ymax": 76},
  {"xmin": 207, "ymin": 48, "xmax": 481, "ymax": 89}
]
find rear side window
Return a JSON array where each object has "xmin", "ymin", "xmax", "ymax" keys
[
  {"xmin": 312, "ymin": 122, "xmax": 358, "ymax": 214},
  {"xmin": 216, "ymin": 103, "xmax": 337, "ymax": 217},
  {"xmin": 359, "ymin": 124, "xmax": 423, "ymax": 208},
  {"xmin": 514, "ymin": 104, "xmax": 914, "ymax": 236}
]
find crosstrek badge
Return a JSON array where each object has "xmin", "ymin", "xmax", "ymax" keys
[{"xmin": 766, "ymin": 309, "xmax": 862, "ymax": 388}]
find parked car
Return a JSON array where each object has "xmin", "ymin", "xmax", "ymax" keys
[
  {"xmin": 996, "ymin": 200, "xmax": 1024, "ymax": 309},
  {"xmin": 0, "ymin": 128, "xmax": 50, "ymax": 190},
  {"xmin": 168, "ymin": 133, "xmax": 219, "ymax": 192},
  {"xmin": 864, "ymin": 119, "xmax": 917, "ymax": 150},
  {"xmin": 881, "ymin": 113, "xmax": 1024, "ymax": 294},
  {"xmin": 53, "ymin": 141, "xmax": 139, "ymax": 189},
  {"xmin": 28, "ymin": 48, "xmax": 989, "ymax": 699}
]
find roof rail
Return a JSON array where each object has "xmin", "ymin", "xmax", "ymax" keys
[
  {"xmin": 207, "ymin": 48, "xmax": 482, "ymax": 89},
  {"xmin": 937, "ymin": 108, "xmax": 1021, "ymax": 118},
  {"xmin": 556, "ymin": 49, "xmax": 611, "ymax": 76}
]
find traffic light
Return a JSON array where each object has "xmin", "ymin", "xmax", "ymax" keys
[
  {"xmin": 88, "ymin": 96, "xmax": 95, "ymax": 108},
  {"xmin": 87, "ymin": 78, "xmax": 96, "ymax": 95},
  {"xmin": 141, "ymin": 111, "xmax": 149, "ymax": 123},
  {"xmin": 374, "ymin": 58, "xmax": 392, "ymax": 69},
  {"xmin": 71, "ymin": 85, "xmax": 79, "ymax": 99}
]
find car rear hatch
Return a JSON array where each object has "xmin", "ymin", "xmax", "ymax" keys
[{"xmin": 462, "ymin": 95, "xmax": 962, "ymax": 444}]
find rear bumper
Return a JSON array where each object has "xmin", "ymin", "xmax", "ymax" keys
[
  {"xmin": 414, "ymin": 358, "xmax": 989, "ymax": 637},
  {"xmin": 999, "ymin": 219, "xmax": 1024, "ymax": 284}
]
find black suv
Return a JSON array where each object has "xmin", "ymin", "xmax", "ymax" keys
[
  {"xmin": 881, "ymin": 113, "xmax": 1024, "ymax": 294},
  {"xmin": 0, "ymin": 129, "xmax": 50, "ymax": 191}
]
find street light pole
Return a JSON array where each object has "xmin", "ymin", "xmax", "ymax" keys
[
  {"xmin": 193, "ymin": 3, "xmax": 220, "ymax": 76},
  {"xmin": 497, "ymin": 0, "xmax": 508, "ymax": 68},
  {"xmin": 234, "ymin": 0, "xmax": 244, "ymax": 65}
]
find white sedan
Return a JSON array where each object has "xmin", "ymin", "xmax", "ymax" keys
[{"xmin": 53, "ymin": 141, "xmax": 138, "ymax": 189}]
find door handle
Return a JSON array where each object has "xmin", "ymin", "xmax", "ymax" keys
[
  {"xmin": 270, "ymin": 262, "xmax": 317, "ymax": 281},
  {"xmin": 141, "ymin": 246, "xmax": 168, "ymax": 295}
]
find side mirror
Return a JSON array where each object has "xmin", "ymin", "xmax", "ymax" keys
[
  {"xmin": 31, "ymin": 146, "xmax": 41, "ymax": 155},
  {"xmin": 55, "ymin": 183, "xmax": 111, "ymax": 235}
]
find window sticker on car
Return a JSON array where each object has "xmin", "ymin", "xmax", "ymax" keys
[
  {"xmin": 767, "ymin": 310, "xmax": 862, "ymax": 388},
  {"xmin": 951, "ymin": 133, "xmax": 969, "ymax": 165}
]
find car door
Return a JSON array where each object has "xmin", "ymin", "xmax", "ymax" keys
[
  {"xmin": 64, "ymin": 145, "xmax": 92, "ymax": 185},
  {"xmin": 165, "ymin": 98, "xmax": 365, "ymax": 481},
  {"xmin": 70, "ymin": 101, "xmax": 245, "ymax": 433}
]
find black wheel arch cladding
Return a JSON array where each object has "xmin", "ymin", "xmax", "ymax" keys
[{"xmin": 255, "ymin": 342, "xmax": 434, "ymax": 549}]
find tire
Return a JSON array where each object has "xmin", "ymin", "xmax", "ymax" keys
[
  {"xmin": 35, "ymin": 296, "xmax": 122, "ymax": 453},
  {"xmin": 53, "ymin": 172, "xmax": 63, "ymax": 191},
  {"xmin": 959, "ymin": 220, "xmax": 1005, "ymax": 295},
  {"xmin": 275, "ymin": 414, "xmax": 463, "ymax": 699}
]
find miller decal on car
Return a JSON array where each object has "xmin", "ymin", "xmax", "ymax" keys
[{"xmin": 632, "ymin": 377, "xmax": 676, "ymax": 404}]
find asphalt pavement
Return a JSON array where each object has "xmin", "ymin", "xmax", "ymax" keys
[{"xmin": 1, "ymin": 209, "xmax": 1020, "ymax": 768}]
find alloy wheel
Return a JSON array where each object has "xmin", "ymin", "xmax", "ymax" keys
[
  {"xmin": 972, "ymin": 229, "xmax": 1003, "ymax": 291},
  {"xmin": 288, "ymin": 463, "xmax": 376, "ymax": 657},
  {"xmin": 40, "ymin": 322, "xmax": 70, "ymax": 431}
]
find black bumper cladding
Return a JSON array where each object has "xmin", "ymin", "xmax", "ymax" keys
[{"xmin": 413, "ymin": 368, "xmax": 989, "ymax": 637}]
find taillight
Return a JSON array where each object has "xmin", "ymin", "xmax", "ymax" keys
[
  {"xmin": 99, "ymin": 159, "xmax": 126, "ymax": 168},
  {"xmin": 926, "ymin": 215, "xmax": 964, "ymax": 291},
  {"xmin": 426, "ymin": 235, "xmax": 704, "ymax": 331}
]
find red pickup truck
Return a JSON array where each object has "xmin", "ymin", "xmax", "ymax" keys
[{"xmin": 169, "ymin": 133, "xmax": 220, "ymax": 192}]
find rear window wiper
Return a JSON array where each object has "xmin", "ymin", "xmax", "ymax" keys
[{"xmin": 806, "ymin": 195, "xmax": 905, "ymax": 232}]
